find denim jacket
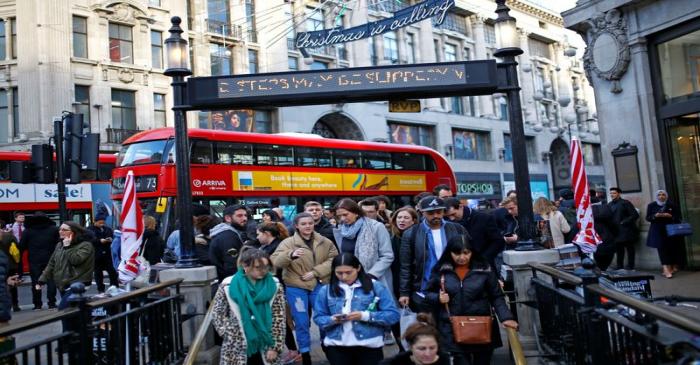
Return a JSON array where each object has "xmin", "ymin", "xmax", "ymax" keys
[{"xmin": 313, "ymin": 279, "xmax": 399, "ymax": 343}]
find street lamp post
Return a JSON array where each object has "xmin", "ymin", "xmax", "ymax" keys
[
  {"xmin": 164, "ymin": 16, "xmax": 198, "ymax": 268},
  {"xmin": 494, "ymin": 0, "xmax": 537, "ymax": 245}
]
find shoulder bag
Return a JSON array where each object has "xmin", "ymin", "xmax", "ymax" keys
[
  {"xmin": 666, "ymin": 222, "xmax": 693, "ymax": 237},
  {"xmin": 441, "ymin": 275, "xmax": 492, "ymax": 345}
]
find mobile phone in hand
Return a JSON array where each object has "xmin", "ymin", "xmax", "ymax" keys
[{"xmin": 334, "ymin": 314, "xmax": 348, "ymax": 321}]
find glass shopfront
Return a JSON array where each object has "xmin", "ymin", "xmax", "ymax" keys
[{"xmin": 652, "ymin": 22, "xmax": 700, "ymax": 267}]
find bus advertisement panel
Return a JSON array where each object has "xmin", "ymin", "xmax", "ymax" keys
[{"xmin": 111, "ymin": 128, "xmax": 455, "ymax": 232}]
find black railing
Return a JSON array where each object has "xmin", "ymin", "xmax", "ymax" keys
[
  {"xmin": 106, "ymin": 128, "xmax": 141, "ymax": 144},
  {"xmin": 0, "ymin": 279, "xmax": 184, "ymax": 365},
  {"xmin": 529, "ymin": 262, "xmax": 700, "ymax": 364}
]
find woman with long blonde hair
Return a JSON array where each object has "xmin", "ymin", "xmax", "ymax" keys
[{"xmin": 533, "ymin": 197, "xmax": 570, "ymax": 247}]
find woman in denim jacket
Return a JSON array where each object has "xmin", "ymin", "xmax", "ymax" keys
[{"xmin": 313, "ymin": 253, "xmax": 400, "ymax": 365}]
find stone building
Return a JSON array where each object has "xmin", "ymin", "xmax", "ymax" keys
[
  {"xmin": 0, "ymin": 0, "xmax": 598, "ymax": 202},
  {"xmin": 564, "ymin": 0, "xmax": 700, "ymax": 268}
]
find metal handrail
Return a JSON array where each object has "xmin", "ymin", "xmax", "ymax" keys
[
  {"xmin": 87, "ymin": 278, "xmax": 183, "ymax": 308},
  {"xmin": 507, "ymin": 327, "xmax": 527, "ymax": 365},
  {"xmin": 529, "ymin": 262, "xmax": 582, "ymax": 285},
  {"xmin": 0, "ymin": 308, "xmax": 80, "ymax": 337},
  {"xmin": 586, "ymin": 284, "xmax": 700, "ymax": 335},
  {"xmin": 183, "ymin": 299, "xmax": 215, "ymax": 365}
]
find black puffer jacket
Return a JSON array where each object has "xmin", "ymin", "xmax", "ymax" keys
[
  {"xmin": 19, "ymin": 215, "xmax": 60, "ymax": 268},
  {"xmin": 399, "ymin": 221, "xmax": 466, "ymax": 298},
  {"xmin": 425, "ymin": 260, "xmax": 514, "ymax": 353},
  {"xmin": 453, "ymin": 207, "xmax": 503, "ymax": 267}
]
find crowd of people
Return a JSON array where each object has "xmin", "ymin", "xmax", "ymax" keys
[{"xmin": 0, "ymin": 183, "xmax": 687, "ymax": 364}]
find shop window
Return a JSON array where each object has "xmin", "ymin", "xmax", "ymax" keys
[
  {"xmin": 452, "ymin": 129, "xmax": 492, "ymax": 160},
  {"xmin": 657, "ymin": 28, "xmax": 700, "ymax": 104}
]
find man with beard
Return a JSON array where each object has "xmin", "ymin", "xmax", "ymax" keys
[
  {"xmin": 209, "ymin": 205, "xmax": 248, "ymax": 282},
  {"xmin": 398, "ymin": 196, "xmax": 466, "ymax": 312},
  {"xmin": 303, "ymin": 201, "xmax": 335, "ymax": 244}
]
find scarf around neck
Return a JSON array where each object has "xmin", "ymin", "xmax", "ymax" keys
[
  {"xmin": 339, "ymin": 217, "xmax": 365, "ymax": 239},
  {"xmin": 228, "ymin": 268, "xmax": 277, "ymax": 357}
]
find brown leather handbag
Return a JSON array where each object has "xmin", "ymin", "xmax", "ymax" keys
[{"xmin": 441, "ymin": 275, "xmax": 492, "ymax": 345}]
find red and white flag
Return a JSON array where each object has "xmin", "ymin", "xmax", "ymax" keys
[
  {"xmin": 570, "ymin": 137, "xmax": 602, "ymax": 253},
  {"xmin": 118, "ymin": 170, "xmax": 145, "ymax": 283}
]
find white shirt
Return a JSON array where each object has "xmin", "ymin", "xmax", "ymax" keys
[
  {"xmin": 431, "ymin": 228, "xmax": 444, "ymax": 258},
  {"xmin": 323, "ymin": 281, "xmax": 384, "ymax": 348}
]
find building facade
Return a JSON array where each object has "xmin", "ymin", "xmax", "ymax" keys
[
  {"xmin": 564, "ymin": 0, "xmax": 700, "ymax": 268},
  {"xmin": 0, "ymin": 0, "xmax": 599, "ymax": 202}
]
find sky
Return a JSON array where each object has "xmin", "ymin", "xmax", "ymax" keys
[{"xmin": 527, "ymin": 0, "xmax": 579, "ymax": 14}]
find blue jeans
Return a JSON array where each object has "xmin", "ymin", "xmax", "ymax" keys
[{"xmin": 286, "ymin": 285, "xmax": 320, "ymax": 353}]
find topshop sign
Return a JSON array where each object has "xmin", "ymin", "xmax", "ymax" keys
[{"xmin": 295, "ymin": 0, "xmax": 455, "ymax": 50}]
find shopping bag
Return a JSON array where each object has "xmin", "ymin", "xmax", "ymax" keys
[
  {"xmin": 666, "ymin": 222, "xmax": 693, "ymax": 237},
  {"xmin": 399, "ymin": 307, "xmax": 417, "ymax": 349}
]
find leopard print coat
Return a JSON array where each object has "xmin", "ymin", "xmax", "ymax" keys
[{"xmin": 212, "ymin": 276, "xmax": 286, "ymax": 365}]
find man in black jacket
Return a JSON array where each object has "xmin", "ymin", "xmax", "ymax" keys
[
  {"xmin": 19, "ymin": 212, "xmax": 59, "ymax": 309},
  {"xmin": 398, "ymin": 196, "xmax": 466, "ymax": 312},
  {"xmin": 608, "ymin": 187, "xmax": 640, "ymax": 269},
  {"xmin": 444, "ymin": 198, "xmax": 504, "ymax": 268},
  {"xmin": 88, "ymin": 214, "xmax": 118, "ymax": 292},
  {"xmin": 209, "ymin": 205, "xmax": 248, "ymax": 282},
  {"xmin": 590, "ymin": 197, "xmax": 617, "ymax": 271},
  {"xmin": 304, "ymin": 201, "xmax": 335, "ymax": 244}
]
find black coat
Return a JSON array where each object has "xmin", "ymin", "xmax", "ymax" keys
[
  {"xmin": 454, "ymin": 207, "xmax": 504, "ymax": 266},
  {"xmin": 591, "ymin": 203, "xmax": 617, "ymax": 256},
  {"xmin": 493, "ymin": 207, "xmax": 517, "ymax": 237},
  {"xmin": 0, "ymin": 251, "xmax": 10, "ymax": 322},
  {"xmin": 315, "ymin": 217, "xmax": 336, "ymax": 245},
  {"xmin": 209, "ymin": 223, "xmax": 246, "ymax": 281},
  {"xmin": 142, "ymin": 229, "xmax": 165, "ymax": 265},
  {"xmin": 379, "ymin": 351, "xmax": 451, "ymax": 365},
  {"xmin": 399, "ymin": 221, "xmax": 467, "ymax": 298},
  {"xmin": 425, "ymin": 261, "xmax": 514, "ymax": 353},
  {"xmin": 608, "ymin": 198, "xmax": 640, "ymax": 243},
  {"xmin": 88, "ymin": 225, "xmax": 114, "ymax": 260},
  {"xmin": 645, "ymin": 201, "xmax": 682, "ymax": 249},
  {"xmin": 19, "ymin": 217, "xmax": 59, "ymax": 269}
]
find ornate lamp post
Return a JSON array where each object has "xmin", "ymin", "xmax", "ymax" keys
[
  {"xmin": 494, "ymin": 0, "xmax": 537, "ymax": 246},
  {"xmin": 164, "ymin": 16, "xmax": 198, "ymax": 267}
]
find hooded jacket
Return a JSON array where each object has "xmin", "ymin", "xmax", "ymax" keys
[
  {"xmin": 209, "ymin": 222, "xmax": 246, "ymax": 282},
  {"xmin": 270, "ymin": 232, "xmax": 338, "ymax": 291}
]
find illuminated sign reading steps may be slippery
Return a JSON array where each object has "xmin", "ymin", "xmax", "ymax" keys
[{"xmin": 187, "ymin": 61, "xmax": 498, "ymax": 109}]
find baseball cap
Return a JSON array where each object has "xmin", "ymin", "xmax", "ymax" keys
[{"xmin": 418, "ymin": 196, "xmax": 446, "ymax": 212}]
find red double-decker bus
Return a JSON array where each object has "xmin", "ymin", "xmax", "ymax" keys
[
  {"xmin": 111, "ymin": 128, "xmax": 455, "ymax": 232},
  {"xmin": 0, "ymin": 151, "xmax": 116, "ymax": 273}
]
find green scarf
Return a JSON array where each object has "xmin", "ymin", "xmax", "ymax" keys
[{"xmin": 228, "ymin": 267, "xmax": 277, "ymax": 357}]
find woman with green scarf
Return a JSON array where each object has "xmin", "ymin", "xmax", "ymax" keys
[{"xmin": 212, "ymin": 247, "xmax": 286, "ymax": 365}]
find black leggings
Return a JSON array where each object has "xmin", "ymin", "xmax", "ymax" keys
[{"xmin": 325, "ymin": 346, "xmax": 383, "ymax": 365}]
